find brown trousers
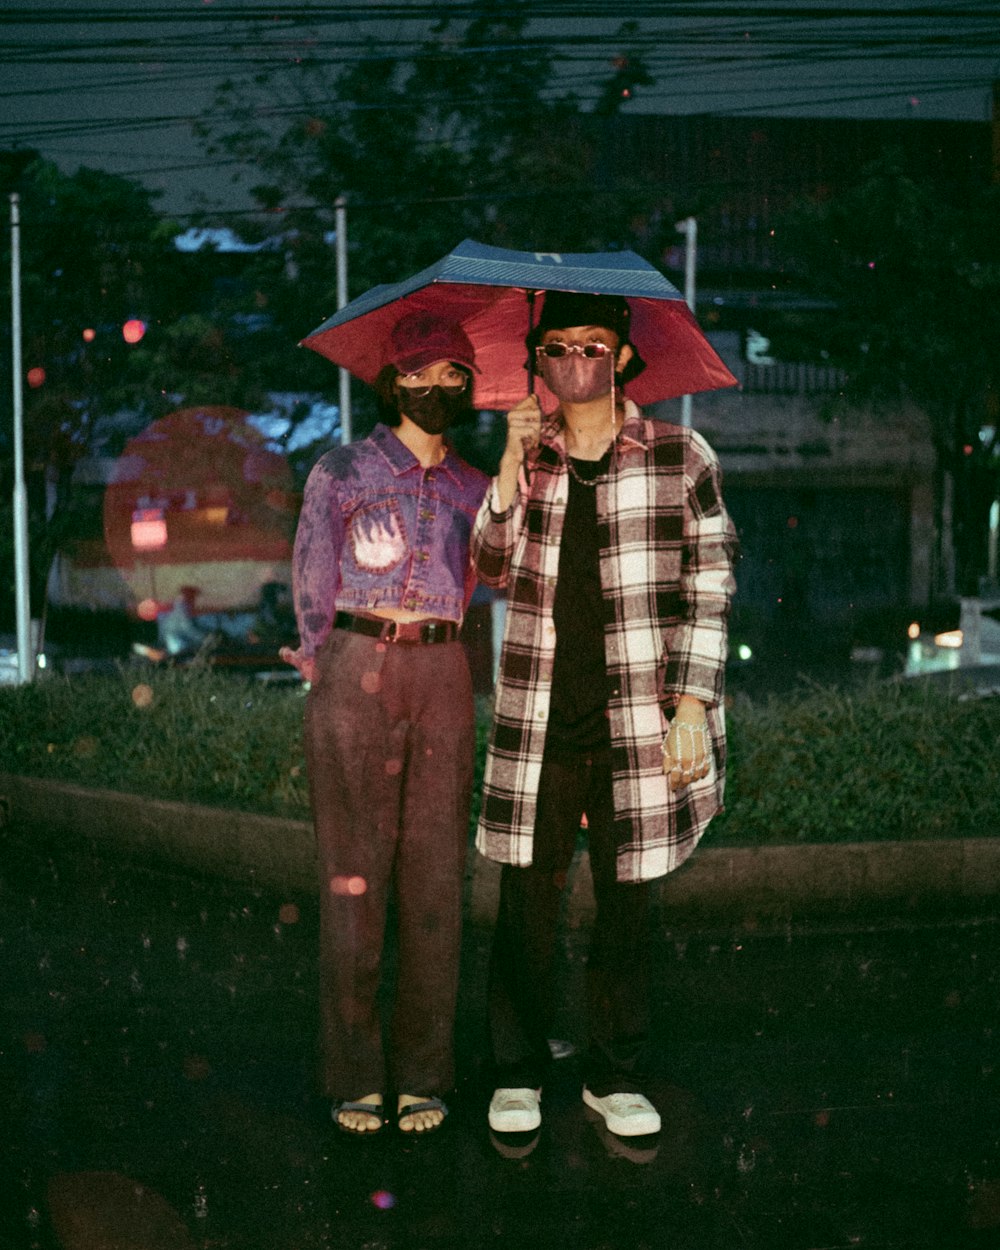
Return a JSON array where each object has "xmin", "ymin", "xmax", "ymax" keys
[{"xmin": 305, "ymin": 628, "xmax": 474, "ymax": 1099}]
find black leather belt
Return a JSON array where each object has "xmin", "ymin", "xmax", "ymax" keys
[{"xmin": 333, "ymin": 611, "xmax": 459, "ymax": 645}]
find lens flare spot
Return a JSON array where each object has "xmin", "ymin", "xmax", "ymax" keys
[
  {"xmin": 384, "ymin": 758, "xmax": 403, "ymax": 776},
  {"xmin": 136, "ymin": 598, "xmax": 160, "ymax": 622},
  {"xmin": 122, "ymin": 318, "xmax": 146, "ymax": 344},
  {"xmin": 360, "ymin": 670, "xmax": 382, "ymax": 694},
  {"xmin": 370, "ymin": 1190, "xmax": 396, "ymax": 1210},
  {"xmin": 27, "ymin": 366, "xmax": 46, "ymax": 388},
  {"xmin": 183, "ymin": 1053, "xmax": 212, "ymax": 1081},
  {"xmin": 131, "ymin": 683, "xmax": 154, "ymax": 709},
  {"xmin": 82, "ymin": 327, "xmax": 96, "ymax": 342},
  {"xmin": 330, "ymin": 875, "xmax": 368, "ymax": 897},
  {"xmin": 278, "ymin": 902, "xmax": 300, "ymax": 925}
]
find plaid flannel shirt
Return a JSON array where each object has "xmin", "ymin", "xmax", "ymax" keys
[{"xmin": 472, "ymin": 402, "xmax": 738, "ymax": 883}]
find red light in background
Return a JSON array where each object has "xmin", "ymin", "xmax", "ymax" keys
[
  {"xmin": 82, "ymin": 327, "xmax": 96, "ymax": 342},
  {"xmin": 136, "ymin": 598, "xmax": 160, "ymax": 622},
  {"xmin": 131, "ymin": 508, "xmax": 167, "ymax": 551},
  {"xmin": 26, "ymin": 367, "xmax": 46, "ymax": 388},
  {"xmin": 122, "ymin": 319, "xmax": 146, "ymax": 344}
]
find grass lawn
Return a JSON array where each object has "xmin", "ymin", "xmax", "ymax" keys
[{"xmin": 1, "ymin": 663, "xmax": 997, "ymax": 846}]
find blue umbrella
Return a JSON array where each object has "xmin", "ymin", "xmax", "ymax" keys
[{"xmin": 302, "ymin": 238, "xmax": 736, "ymax": 410}]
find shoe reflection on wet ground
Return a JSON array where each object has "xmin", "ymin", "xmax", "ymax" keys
[{"xmin": 2, "ymin": 833, "xmax": 999, "ymax": 1249}]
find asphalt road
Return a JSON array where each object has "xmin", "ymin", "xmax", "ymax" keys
[{"xmin": 2, "ymin": 829, "xmax": 999, "ymax": 1249}]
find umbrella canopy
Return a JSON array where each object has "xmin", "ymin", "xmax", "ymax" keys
[{"xmin": 301, "ymin": 239, "xmax": 736, "ymax": 410}]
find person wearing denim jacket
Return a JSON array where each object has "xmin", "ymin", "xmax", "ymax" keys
[{"xmin": 281, "ymin": 313, "xmax": 489, "ymax": 1136}]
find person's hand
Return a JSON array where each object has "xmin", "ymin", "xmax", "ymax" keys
[
  {"xmin": 493, "ymin": 395, "xmax": 542, "ymax": 512},
  {"xmin": 662, "ymin": 698, "xmax": 711, "ymax": 791},
  {"xmin": 502, "ymin": 395, "xmax": 542, "ymax": 467},
  {"xmin": 279, "ymin": 645, "xmax": 315, "ymax": 684}
]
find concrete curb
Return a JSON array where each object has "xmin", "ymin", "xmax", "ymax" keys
[
  {"xmin": 2, "ymin": 772, "xmax": 999, "ymax": 926},
  {"xmin": 0, "ymin": 773, "xmax": 316, "ymax": 893}
]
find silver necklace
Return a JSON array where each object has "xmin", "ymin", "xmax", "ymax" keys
[
  {"xmin": 565, "ymin": 447, "xmax": 613, "ymax": 488},
  {"xmin": 562, "ymin": 406, "xmax": 622, "ymax": 487}
]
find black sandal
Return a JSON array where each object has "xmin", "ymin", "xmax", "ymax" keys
[
  {"xmin": 397, "ymin": 1096, "xmax": 448, "ymax": 1134},
  {"xmin": 332, "ymin": 1099, "xmax": 386, "ymax": 1135}
]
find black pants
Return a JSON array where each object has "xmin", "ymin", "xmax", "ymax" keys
[
  {"xmin": 305, "ymin": 629, "xmax": 474, "ymax": 1100},
  {"xmin": 487, "ymin": 748, "xmax": 652, "ymax": 1097}
]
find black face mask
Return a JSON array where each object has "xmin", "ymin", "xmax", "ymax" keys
[{"xmin": 397, "ymin": 386, "xmax": 467, "ymax": 435}]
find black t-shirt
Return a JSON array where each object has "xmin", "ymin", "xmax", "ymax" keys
[{"xmin": 546, "ymin": 450, "xmax": 613, "ymax": 757}]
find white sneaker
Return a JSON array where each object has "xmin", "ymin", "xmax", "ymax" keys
[
  {"xmin": 582, "ymin": 1088, "xmax": 661, "ymax": 1137},
  {"xmin": 488, "ymin": 1087, "xmax": 542, "ymax": 1133}
]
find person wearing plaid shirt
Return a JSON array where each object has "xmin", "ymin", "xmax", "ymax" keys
[{"xmin": 472, "ymin": 291, "xmax": 737, "ymax": 1139}]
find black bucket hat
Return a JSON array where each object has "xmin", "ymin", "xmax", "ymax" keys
[{"xmin": 526, "ymin": 291, "xmax": 646, "ymax": 384}]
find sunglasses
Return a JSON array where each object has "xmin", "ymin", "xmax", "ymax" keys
[
  {"xmin": 535, "ymin": 342, "xmax": 614, "ymax": 360},
  {"xmin": 397, "ymin": 375, "xmax": 469, "ymax": 398}
]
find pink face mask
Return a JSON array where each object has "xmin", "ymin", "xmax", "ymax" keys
[{"xmin": 539, "ymin": 352, "xmax": 615, "ymax": 404}]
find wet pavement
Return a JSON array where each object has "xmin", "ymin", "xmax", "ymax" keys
[{"xmin": 2, "ymin": 828, "xmax": 999, "ymax": 1250}]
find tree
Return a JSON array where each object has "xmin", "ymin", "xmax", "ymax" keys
[
  {"xmin": 0, "ymin": 155, "xmax": 178, "ymax": 613},
  {"xmin": 195, "ymin": 8, "xmax": 665, "ymax": 437},
  {"xmin": 0, "ymin": 150, "xmax": 351, "ymax": 619},
  {"xmin": 778, "ymin": 153, "xmax": 1000, "ymax": 596}
]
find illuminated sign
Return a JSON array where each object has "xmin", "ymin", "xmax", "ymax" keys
[{"xmin": 130, "ymin": 508, "xmax": 167, "ymax": 551}]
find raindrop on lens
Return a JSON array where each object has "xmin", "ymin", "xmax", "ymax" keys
[{"xmin": 330, "ymin": 875, "xmax": 367, "ymax": 896}]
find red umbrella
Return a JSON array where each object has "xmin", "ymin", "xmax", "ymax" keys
[{"xmin": 302, "ymin": 239, "xmax": 736, "ymax": 411}]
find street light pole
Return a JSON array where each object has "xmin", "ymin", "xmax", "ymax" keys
[
  {"xmin": 334, "ymin": 195, "xmax": 352, "ymax": 444},
  {"xmin": 9, "ymin": 192, "xmax": 32, "ymax": 684},
  {"xmin": 674, "ymin": 216, "xmax": 698, "ymax": 428}
]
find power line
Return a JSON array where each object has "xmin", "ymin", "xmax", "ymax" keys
[
  {"xmin": 3, "ymin": 4, "xmax": 994, "ymax": 213},
  {"xmin": 1, "ymin": 3, "xmax": 998, "ymax": 20}
]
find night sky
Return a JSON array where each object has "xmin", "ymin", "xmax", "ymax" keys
[{"xmin": 2, "ymin": 1, "xmax": 998, "ymax": 217}]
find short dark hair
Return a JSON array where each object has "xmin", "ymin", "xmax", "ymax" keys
[
  {"xmin": 370, "ymin": 363, "xmax": 477, "ymax": 428},
  {"xmin": 525, "ymin": 291, "xmax": 646, "ymax": 384}
]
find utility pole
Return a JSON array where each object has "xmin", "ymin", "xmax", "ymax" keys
[
  {"xmin": 9, "ymin": 192, "xmax": 32, "ymax": 684},
  {"xmin": 674, "ymin": 216, "xmax": 697, "ymax": 428},
  {"xmin": 335, "ymin": 195, "xmax": 352, "ymax": 444}
]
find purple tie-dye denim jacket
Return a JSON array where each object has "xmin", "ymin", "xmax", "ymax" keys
[{"xmin": 291, "ymin": 423, "xmax": 490, "ymax": 657}]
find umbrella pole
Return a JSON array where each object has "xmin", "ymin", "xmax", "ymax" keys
[{"xmin": 526, "ymin": 289, "xmax": 536, "ymax": 397}]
